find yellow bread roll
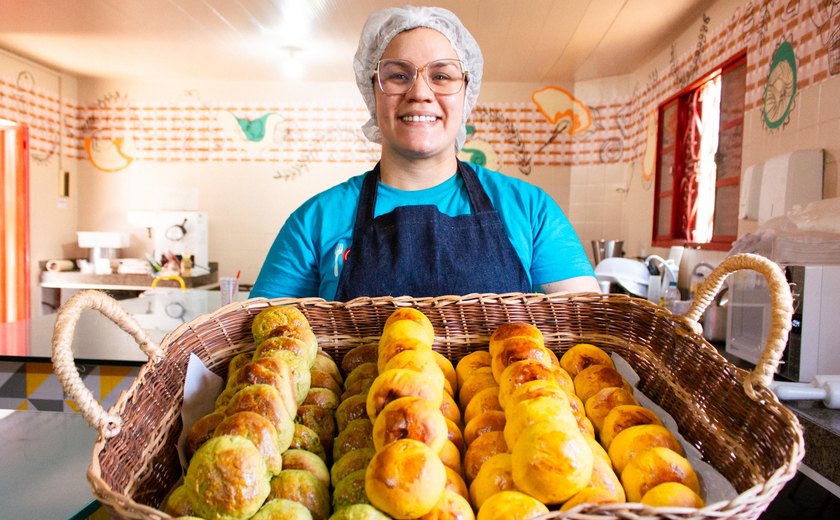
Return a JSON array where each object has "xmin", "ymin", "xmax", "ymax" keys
[
  {"xmin": 417, "ymin": 488, "xmax": 475, "ymax": 520},
  {"xmin": 599, "ymin": 404, "xmax": 663, "ymax": 450},
  {"xmin": 440, "ymin": 389, "xmax": 462, "ymax": 426},
  {"xmin": 214, "ymin": 411, "xmax": 283, "ymax": 475},
  {"xmin": 379, "ymin": 319, "xmax": 433, "ymax": 354},
  {"xmin": 464, "ymin": 410, "xmax": 506, "ymax": 446},
  {"xmin": 498, "ymin": 359, "xmax": 564, "ymax": 410},
  {"xmin": 510, "ymin": 423, "xmax": 594, "ymax": 505},
  {"xmin": 224, "ymin": 384, "xmax": 296, "ymax": 440},
  {"xmin": 488, "ymin": 322, "xmax": 544, "ymax": 358},
  {"xmin": 432, "ymin": 351, "xmax": 458, "ymax": 396},
  {"xmin": 365, "ymin": 439, "xmax": 447, "ymax": 519},
  {"xmin": 584, "ymin": 386, "xmax": 639, "ymax": 434},
  {"xmin": 342, "ymin": 344, "xmax": 379, "ymax": 377},
  {"xmin": 458, "ymin": 366, "xmax": 498, "ymax": 411},
  {"xmin": 463, "ymin": 430, "xmax": 508, "ymax": 483},
  {"xmin": 573, "ymin": 364, "xmax": 632, "ymax": 403},
  {"xmin": 476, "ymin": 490, "xmax": 548, "ymax": 520},
  {"xmin": 455, "ymin": 351, "xmax": 492, "ymax": 390},
  {"xmin": 620, "ymin": 447, "xmax": 700, "ymax": 503},
  {"xmin": 469, "ymin": 452, "xmax": 516, "ymax": 509},
  {"xmin": 463, "ymin": 385, "xmax": 502, "ymax": 425},
  {"xmin": 559, "ymin": 343, "xmax": 615, "ymax": 378},
  {"xmin": 503, "ymin": 395, "xmax": 578, "ymax": 448},
  {"xmin": 372, "ymin": 396, "xmax": 449, "ymax": 453},
  {"xmin": 383, "ymin": 308, "xmax": 435, "ymax": 345},
  {"xmin": 608, "ymin": 424, "xmax": 684, "ymax": 475},
  {"xmin": 491, "ymin": 336, "xmax": 558, "ymax": 382},
  {"xmin": 559, "ymin": 486, "xmax": 620, "ymax": 512},
  {"xmin": 588, "ymin": 452, "xmax": 626, "ymax": 502},
  {"xmin": 377, "ymin": 337, "xmax": 432, "ymax": 374},
  {"xmin": 444, "ymin": 465, "xmax": 469, "ymax": 500},
  {"xmin": 640, "ymin": 481, "xmax": 705, "ymax": 508},
  {"xmin": 438, "ymin": 439, "xmax": 464, "ymax": 474},
  {"xmin": 445, "ymin": 417, "xmax": 466, "ymax": 453},
  {"xmin": 383, "ymin": 349, "xmax": 446, "ymax": 391},
  {"xmin": 366, "ymin": 368, "xmax": 444, "ymax": 422}
]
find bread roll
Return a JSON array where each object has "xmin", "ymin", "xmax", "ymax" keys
[
  {"xmin": 599, "ymin": 404, "xmax": 663, "ymax": 450},
  {"xmin": 382, "ymin": 308, "xmax": 435, "ymax": 344},
  {"xmin": 333, "ymin": 418, "xmax": 374, "ymax": 462},
  {"xmin": 372, "ymin": 396, "xmax": 449, "ymax": 453},
  {"xmin": 573, "ymin": 364, "xmax": 631, "ymax": 402},
  {"xmin": 455, "ymin": 351, "xmax": 491, "ymax": 390},
  {"xmin": 620, "ymin": 447, "xmax": 700, "ymax": 503},
  {"xmin": 464, "ymin": 410, "xmax": 506, "ymax": 446},
  {"xmin": 607, "ymin": 424, "xmax": 684, "ymax": 475},
  {"xmin": 463, "ymin": 386, "xmax": 502, "ymax": 425},
  {"xmin": 488, "ymin": 322, "xmax": 544, "ymax": 358},
  {"xmin": 584, "ymin": 386, "xmax": 638, "ymax": 434},
  {"xmin": 252, "ymin": 498, "xmax": 314, "ymax": 520},
  {"xmin": 559, "ymin": 343, "xmax": 615, "ymax": 378},
  {"xmin": 458, "ymin": 367, "xmax": 497, "ymax": 411},
  {"xmin": 268, "ymin": 469, "xmax": 331, "ymax": 520},
  {"xmin": 290, "ymin": 423, "xmax": 328, "ymax": 463},
  {"xmin": 475, "ymin": 490, "xmax": 548, "ymax": 520},
  {"xmin": 463, "ymin": 431, "xmax": 508, "ymax": 483},
  {"xmin": 469, "ymin": 452, "xmax": 516, "ymax": 509},
  {"xmin": 491, "ymin": 337, "xmax": 557, "ymax": 382},
  {"xmin": 342, "ymin": 344, "xmax": 379, "ymax": 376},
  {"xmin": 214, "ymin": 411, "xmax": 283, "ymax": 475},
  {"xmin": 282, "ymin": 448, "xmax": 330, "ymax": 489},
  {"xmin": 252, "ymin": 305, "xmax": 310, "ymax": 345},
  {"xmin": 365, "ymin": 368, "xmax": 443, "ymax": 422},
  {"xmin": 331, "ymin": 447, "xmax": 376, "ymax": 488}
]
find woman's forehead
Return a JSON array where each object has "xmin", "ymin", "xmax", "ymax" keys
[{"xmin": 380, "ymin": 27, "xmax": 458, "ymax": 61}]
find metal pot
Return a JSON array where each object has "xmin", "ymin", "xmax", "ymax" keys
[{"xmin": 702, "ymin": 287, "xmax": 728, "ymax": 342}]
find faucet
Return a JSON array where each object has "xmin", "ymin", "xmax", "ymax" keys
[
  {"xmin": 645, "ymin": 255, "xmax": 678, "ymax": 285},
  {"xmin": 691, "ymin": 262, "xmax": 715, "ymax": 278}
]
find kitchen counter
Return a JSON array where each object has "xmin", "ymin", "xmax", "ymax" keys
[{"xmin": 40, "ymin": 261, "xmax": 220, "ymax": 291}]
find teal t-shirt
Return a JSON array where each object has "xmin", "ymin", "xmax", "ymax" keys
[{"xmin": 251, "ymin": 163, "xmax": 594, "ymax": 300}]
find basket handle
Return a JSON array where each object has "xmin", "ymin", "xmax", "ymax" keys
[
  {"xmin": 51, "ymin": 290, "xmax": 164, "ymax": 438},
  {"xmin": 682, "ymin": 253, "xmax": 793, "ymax": 399}
]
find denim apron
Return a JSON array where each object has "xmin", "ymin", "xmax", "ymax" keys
[{"xmin": 334, "ymin": 160, "xmax": 531, "ymax": 301}]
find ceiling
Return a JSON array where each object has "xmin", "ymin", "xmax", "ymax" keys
[{"xmin": 0, "ymin": 0, "xmax": 715, "ymax": 84}]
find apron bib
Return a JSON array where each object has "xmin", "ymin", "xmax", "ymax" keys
[{"xmin": 334, "ymin": 161, "xmax": 530, "ymax": 301}]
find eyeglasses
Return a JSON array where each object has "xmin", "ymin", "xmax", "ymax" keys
[{"xmin": 374, "ymin": 59, "xmax": 468, "ymax": 95}]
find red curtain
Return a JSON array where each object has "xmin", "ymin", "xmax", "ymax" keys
[{"xmin": 0, "ymin": 125, "xmax": 30, "ymax": 323}]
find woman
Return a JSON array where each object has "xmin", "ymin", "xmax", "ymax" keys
[{"xmin": 251, "ymin": 5, "xmax": 598, "ymax": 301}]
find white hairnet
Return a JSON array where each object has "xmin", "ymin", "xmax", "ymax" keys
[{"xmin": 353, "ymin": 5, "xmax": 483, "ymax": 150}]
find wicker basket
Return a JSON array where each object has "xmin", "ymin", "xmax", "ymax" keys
[{"xmin": 52, "ymin": 253, "xmax": 804, "ymax": 520}]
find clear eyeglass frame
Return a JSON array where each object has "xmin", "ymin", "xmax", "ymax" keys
[{"xmin": 374, "ymin": 58, "xmax": 468, "ymax": 95}]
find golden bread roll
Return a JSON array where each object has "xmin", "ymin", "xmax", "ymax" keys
[
  {"xmin": 372, "ymin": 396, "xmax": 449, "ymax": 453},
  {"xmin": 431, "ymin": 351, "xmax": 458, "ymax": 396},
  {"xmin": 607, "ymin": 424, "xmax": 684, "ymax": 475},
  {"xmin": 377, "ymin": 336, "xmax": 432, "ymax": 374},
  {"xmin": 488, "ymin": 322, "xmax": 544, "ymax": 358},
  {"xmin": 559, "ymin": 486, "xmax": 620, "ymax": 512},
  {"xmin": 226, "ymin": 351, "xmax": 254, "ymax": 384},
  {"xmin": 252, "ymin": 498, "xmax": 314, "ymax": 520},
  {"xmin": 559, "ymin": 343, "xmax": 615, "ymax": 378},
  {"xmin": 475, "ymin": 490, "xmax": 548, "ymax": 520},
  {"xmin": 417, "ymin": 488, "xmax": 475, "ymax": 520},
  {"xmin": 464, "ymin": 410, "xmax": 506, "ymax": 446},
  {"xmin": 455, "ymin": 351, "xmax": 491, "ymax": 390},
  {"xmin": 587, "ymin": 452, "xmax": 626, "ymax": 502},
  {"xmin": 463, "ymin": 386, "xmax": 502, "ymax": 425},
  {"xmin": 383, "ymin": 349, "xmax": 446, "ymax": 391},
  {"xmin": 383, "ymin": 308, "xmax": 435, "ymax": 344},
  {"xmin": 584, "ymin": 386, "xmax": 638, "ymax": 434},
  {"xmin": 440, "ymin": 389, "xmax": 462, "ymax": 426},
  {"xmin": 296, "ymin": 404, "xmax": 337, "ymax": 455},
  {"xmin": 640, "ymin": 481, "xmax": 705, "ymax": 508},
  {"xmin": 438, "ymin": 439, "xmax": 464, "ymax": 473},
  {"xmin": 342, "ymin": 344, "xmax": 379, "ymax": 377},
  {"xmin": 302, "ymin": 387, "xmax": 340, "ymax": 410},
  {"xmin": 335, "ymin": 394, "xmax": 368, "ymax": 432},
  {"xmin": 161, "ymin": 484, "xmax": 194, "ymax": 517},
  {"xmin": 313, "ymin": 350, "xmax": 344, "ymax": 385},
  {"xmin": 599, "ymin": 404, "xmax": 663, "ymax": 449},
  {"xmin": 620, "ymin": 447, "xmax": 700, "ymax": 503},
  {"xmin": 365, "ymin": 368, "xmax": 444, "ymax": 422},
  {"xmin": 282, "ymin": 448, "xmax": 330, "ymax": 489},
  {"xmin": 214, "ymin": 411, "xmax": 283, "ymax": 475},
  {"xmin": 497, "ymin": 359, "xmax": 560, "ymax": 410},
  {"xmin": 491, "ymin": 336, "xmax": 558, "ymax": 382},
  {"xmin": 331, "ymin": 447, "xmax": 376, "ymax": 489},
  {"xmin": 255, "ymin": 334, "xmax": 316, "ymax": 368},
  {"xmin": 228, "ymin": 356, "xmax": 298, "ymax": 417},
  {"xmin": 333, "ymin": 418, "xmax": 374, "ymax": 462},
  {"xmin": 268, "ymin": 469, "xmax": 331, "ymax": 520},
  {"xmin": 224, "ymin": 384, "xmax": 296, "ymax": 440},
  {"xmin": 551, "ymin": 364, "xmax": 576, "ymax": 398},
  {"xmin": 506, "ymin": 379, "xmax": 564, "ymax": 410},
  {"xmin": 329, "ymin": 503, "xmax": 389, "ymax": 520},
  {"xmin": 379, "ymin": 316, "xmax": 434, "ymax": 353},
  {"xmin": 503, "ymin": 395, "xmax": 578, "ymax": 448},
  {"xmin": 341, "ymin": 376, "xmax": 376, "ymax": 402},
  {"xmin": 344, "ymin": 363, "xmax": 379, "ymax": 391},
  {"xmin": 185, "ymin": 411, "xmax": 224, "ymax": 461},
  {"xmin": 573, "ymin": 364, "xmax": 631, "ymax": 403},
  {"xmin": 310, "ymin": 368, "xmax": 343, "ymax": 396},
  {"xmin": 365, "ymin": 439, "xmax": 447, "ymax": 519},
  {"xmin": 463, "ymin": 430, "xmax": 508, "ymax": 483},
  {"xmin": 510, "ymin": 423, "xmax": 594, "ymax": 504},
  {"xmin": 444, "ymin": 466, "xmax": 469, "ymax": 500},
  {"xmin": 458, "ymin": 366, "xmax": 498, "ymax": 411},
  {"xmin": 445, "ymin": 417, "xmax": 466, "ymax": 453},
  {"xmin": 184, "ymin": 435, "xmax": 270, "ymax": 520},
  {"xmin": 469, "ymin": 452, "xmax": 516, "ymax": 509},
  {"xmin": 252, "ymin": 305, "xmax": 310, "ymax": 345},
  {"xmin": 290, "ymin": 423, "xmax": 328, "ymax": 463},
  {"xmin": 333, "ymin": 469, "xmax": 370, "ymax": 511}
]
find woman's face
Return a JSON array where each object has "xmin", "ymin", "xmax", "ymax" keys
[{"xmin": 375, "ymin": 28, "xmax": 465, "ymax": 162}]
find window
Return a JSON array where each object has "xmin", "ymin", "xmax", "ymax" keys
[{"xmin": 653, "ymin": 53, "xmax": 746, "ymax": 250}]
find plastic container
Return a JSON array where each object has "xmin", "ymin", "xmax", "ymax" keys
[{"xmin": 662, "ymin": 280, "xmax": 680, "ymax": 311}]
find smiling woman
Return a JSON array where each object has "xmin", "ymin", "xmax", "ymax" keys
[{"xmin": 250, "ymin": 5, "xmax": 599, "ymax": 302}]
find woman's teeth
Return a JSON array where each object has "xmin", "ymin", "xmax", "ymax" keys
[{"xmin": 401, "ymin": 115, "xmax": 437, "ymax": 122}]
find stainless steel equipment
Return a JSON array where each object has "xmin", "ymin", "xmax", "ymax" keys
[{"xmin": 591, "ymin": 239, "xmax": 624, "ymax": 265}]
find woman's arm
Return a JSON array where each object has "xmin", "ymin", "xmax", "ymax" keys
[{"xmin": 539, "ymin": 275, "xmax": 601, "ymax": 295}]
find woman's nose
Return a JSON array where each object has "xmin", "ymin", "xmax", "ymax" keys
[{"xmin": 405, "ymin": 72, "xmax": 436, "ymax": 100}]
